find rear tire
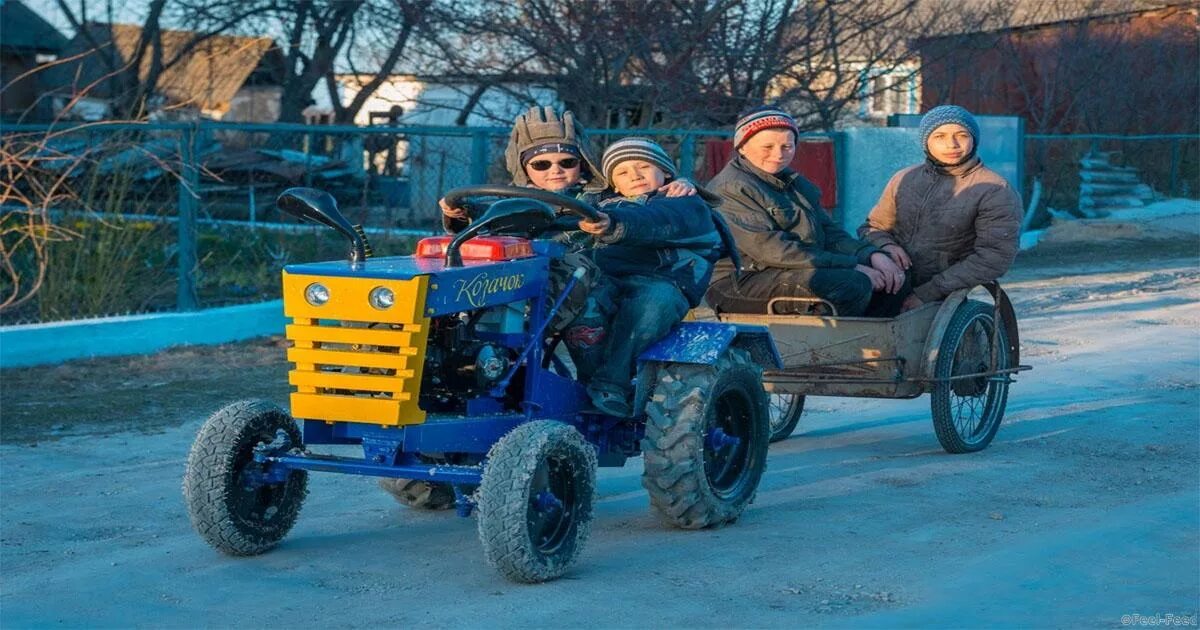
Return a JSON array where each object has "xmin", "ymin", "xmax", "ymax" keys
[
  {"xmin": 768, "ymin": 393, "xmax": 805, "ymax": 443},
  {"xmin": 931, "ymin": 300, "xmax": 1010, "ymax": 453},
  {"xmin": 642, "ymin": 348, "xmax": 769, "ymax": 529},
  {"xmin": 477, "ymin": 421, "xmax": 597, "ymax": 583},
  {"xmin": 183, "ymin": 400, "xmax": 307, "ymax": 555}
]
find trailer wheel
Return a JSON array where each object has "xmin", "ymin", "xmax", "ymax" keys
[
  {"xmin": 768, "ymin": 393, "xmax": 805, "ymax": 443},
  {"xmin": 643, "ymin": 348, "xmax": 769, "ymax": 529},
  {"xmin": 183, "ymin": 400, "xmax": 307, "ymax": 555},
  {"xmin": 477, "ymin": 421, "xmax": 597, "ymax": 583},
  {"xmin": 379, "ymin": 478, "xmax": 457, "ymax": 510},
  {"xmin": 931, "ymin": 300, "xmax": 1011, "ymax": 453}
]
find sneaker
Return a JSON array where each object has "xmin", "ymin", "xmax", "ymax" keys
[{"xmin": 587, "ymin": 386, "xmax": 633, "ymax": 417}]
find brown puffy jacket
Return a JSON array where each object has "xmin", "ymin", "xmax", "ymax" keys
[{"xmin": 858, "ymin": 157, "xmax": 1022, "ymax": 302}]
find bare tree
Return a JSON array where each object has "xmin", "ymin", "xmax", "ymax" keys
[
  {"xmin": 424, "ymin": 0, "xmax": 993, "ymax": 131},
  {"xmin": 271, "ymin": 0, "xmax": 432, "ymax": 124}
]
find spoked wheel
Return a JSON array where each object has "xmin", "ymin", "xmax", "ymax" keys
[
  {"xmin": 183, "ymin": 400, "xmax": 308, "ymax": 555},
  {"xmin": 767, "ymin": 393, "xmax": 805, "ymax": 443},
  {"xmin": 643, "ymin": 348, "xmax": 769, "ymax": 529},
  {"xmin": 477, "ymin": 421, "xmax": 597, "ymax": 583},
  {"xmin": 930, "ymin": 300, "xmax": 1011, "ymax": 453}
]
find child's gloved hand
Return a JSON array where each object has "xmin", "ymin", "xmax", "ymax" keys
[
  {"xmin": 658, "ymin": 179, "xmax": 697, "ymax": 197},
  {"xmin": 578, "ymin": 212, "xmax": 611, "ymax": 235},
  {"xmin": 438, "ymin": 198, "xmax": 467, "ymax": 219}
]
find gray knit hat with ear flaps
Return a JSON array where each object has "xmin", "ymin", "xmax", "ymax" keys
[{"xmin": 504, "ymin": 107, "xmax": 607, "ymax": 192}]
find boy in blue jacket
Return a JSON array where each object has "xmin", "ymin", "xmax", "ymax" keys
[{"xmin": 575, "ymin": 137, "xmax": 727, "ymax": 416}]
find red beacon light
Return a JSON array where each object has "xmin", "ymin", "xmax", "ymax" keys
[{"xmin": 415, "ymin": 235, "xmax": 534, "ymax": 261}]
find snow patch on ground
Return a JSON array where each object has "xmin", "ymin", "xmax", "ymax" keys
[{"xmin": 1023, "ymin": 197, "xmax": 1200, "ymax": 250}]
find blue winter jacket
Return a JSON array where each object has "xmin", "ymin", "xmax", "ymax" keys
[{"xmin": 592, "ymin": 193, "xmax": 726, "ymax": 307}]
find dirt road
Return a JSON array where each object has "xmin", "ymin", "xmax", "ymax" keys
[{"xmin": 2, "ymin": 251, "xmax": 1198, "ymax": 627}]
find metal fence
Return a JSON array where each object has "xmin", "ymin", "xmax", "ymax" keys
[
  {"xmin": 1, "ymin": 121, "xmax": 1196, "ymax": 326},
  {"xmin": 1024, "ymin": 134, "xmax": 1199, "ymax": 224},
  {"xmin": 0, "ymin": 121, "xmax": 728, "ymax": 325}
]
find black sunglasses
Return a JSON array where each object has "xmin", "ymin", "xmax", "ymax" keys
[{"xmin": 527, "ymin": 157, "xmax": 581, "ymax": 171}]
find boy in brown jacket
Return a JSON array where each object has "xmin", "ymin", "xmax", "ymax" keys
[{"xmin": 858, "ymin": 105, "xmax": 1022, "ymax": 311}]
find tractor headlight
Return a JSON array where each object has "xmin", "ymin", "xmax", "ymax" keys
[
  {"xmin": 304, "ymin": 282, "xmax": 330, "ymax": 306},
  {"xmin": 368, "ymin": 286, "xmax": 395, "ymax": 310}
]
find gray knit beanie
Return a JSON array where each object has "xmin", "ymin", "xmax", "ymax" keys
[
  {"xmin": 601, "ymin": 137, "xmax": 677, "ymax": 185},
  {"xmin": 919, "ymin": 105, "xmax": 980, "ymax": 150}
]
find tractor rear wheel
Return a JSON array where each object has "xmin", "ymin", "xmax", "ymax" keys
[
  {"xmin": 183, "ymin": 400, "xmax": 307, "ymax": 555},
  {"xmin": 476, "ymin": 421, "xmax": 597, "ymax": 583},
  {"xmin": 642, "ymin": 348, "xmax": 769, "ymax": 529}
]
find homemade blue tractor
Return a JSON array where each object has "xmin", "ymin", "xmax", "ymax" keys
[{"xmin": 182, "ymin": 186, "xmax": 778, "ymax": 583}]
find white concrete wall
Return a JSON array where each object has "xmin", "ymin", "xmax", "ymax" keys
[
  {"xmin": 838, "ymin": 127, "xmax": 924, "ymax": 231},
  {"xmin": 0, "ymin": 301, "xmax": 286, "ymax": 368}
]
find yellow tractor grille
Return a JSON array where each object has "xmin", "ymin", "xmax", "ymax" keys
[{"xmin": 282, "ymin": 272, "xmax": 431, "ymax": 426}]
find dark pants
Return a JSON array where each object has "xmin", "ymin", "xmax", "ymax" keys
[
  {"xmin": 568, "ymin": 275, "xmax": 689, "ymax": 398},
  {"xmin": 706, "ymin": 268, "xmax": 910, "ymax": 317}
]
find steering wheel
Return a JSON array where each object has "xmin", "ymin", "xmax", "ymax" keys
[{"xmin": 442, "ymin": 185, "xmax": 601, "ymax": 223}]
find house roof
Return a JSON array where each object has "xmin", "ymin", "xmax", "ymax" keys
[
  {"xmin": 0, "ymin": 0, "xmax": 69, "ymax": 54},
  {"xmin": 45, "ymin": 22, "xmax": 280, "ymax": 110},
  {"xmin": 922, "ymin": 0, "xmax": 1189, "ymax": 39}
]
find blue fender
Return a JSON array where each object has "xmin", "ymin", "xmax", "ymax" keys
[{"xmin": 638, "ymin": 322, "xmax": 783, "ymax": 369}]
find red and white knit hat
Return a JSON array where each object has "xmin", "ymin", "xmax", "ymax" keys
[{"xmin": 733, "ymin": 106, "xmax": 799, "ymax": 148}]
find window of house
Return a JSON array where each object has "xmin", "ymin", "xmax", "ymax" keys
[{"xmin": 861, "ymin": 69, "xmax": 918, "ymax": 119}]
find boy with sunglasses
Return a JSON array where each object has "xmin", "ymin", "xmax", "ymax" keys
[{"xmin": 439, "ymin": 106, "xmax": 696, "ymax": 232}]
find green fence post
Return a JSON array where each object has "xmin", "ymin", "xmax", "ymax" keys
[
  {"xmin": 1169, "ymin": 138, "xmax": 1180, "ymax": 198},
  {"xmin": 176, "ymin": 124, "xmax": 199, "ymax": 311},
  {"xmin": 304, "ymin": 129, "xmax": 314, "ymax": 188},
  {"xmin": 470, "ymin": 131, "xmax": 489, "ymax": 184},
  {"xmin": 678, "ymin": 133, "xmax": 696, "ymax": 180}
]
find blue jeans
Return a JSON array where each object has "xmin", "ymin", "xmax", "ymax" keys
[{"xmin": 578, "ymin": 275, "xmax": 689, "ymax": 398}]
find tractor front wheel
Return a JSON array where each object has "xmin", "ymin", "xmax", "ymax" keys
[
  {"xmin": 183, "ymin": 400, "xmax": 308, "ymax": 555},
  {"xmin": 476, "ymin": 421, "xmax": 597, "ymax": 583}
]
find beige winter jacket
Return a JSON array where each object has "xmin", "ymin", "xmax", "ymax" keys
[{"xmin": 858, "ymin": 157, "xmax": 1022, "ymax": 302}]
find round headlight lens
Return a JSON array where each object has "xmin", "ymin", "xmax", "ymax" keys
[
  {"xmin": 369, "ymin": 286, "xmax": 395, "ymax": 310},
  {"xmin": 304, "ymin": 282, "xmax": 330, "ymax": 306}
]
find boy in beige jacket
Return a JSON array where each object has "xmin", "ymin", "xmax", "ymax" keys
[{"xmin": 858, "ymin": 105, "xmax": 1022, "ymax": 311}]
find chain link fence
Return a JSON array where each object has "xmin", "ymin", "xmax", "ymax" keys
[{"xmin": 0, "ymin": 121, "xmax": 728, "ymax": 326}]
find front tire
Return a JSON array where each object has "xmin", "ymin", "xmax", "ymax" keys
[
  {"xmin": 642, "ymin": 348, "xmax": 769, "ymax": 529},
  {"xmin": 930, "ymin": 300, "xmax": 1011, "ymax": 453},
  {"xmin": 183, "ymin": 400, "xmax": 308, "ymax": 555},
  {"xmin": 476, "ymin": 421, "xmax": 597, "ymax": 583}
]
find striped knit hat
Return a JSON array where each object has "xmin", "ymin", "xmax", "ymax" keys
[
  {"xmin": 733, "ymin": 105, "xmax": 799, "ymax": 148},
  {"xmin": 601, "ymin": 137, "xmax": 677, "ymax": 185},
  {"xmin": 919, "ymin": 105, "xmax": 980, "ymax": 149}
]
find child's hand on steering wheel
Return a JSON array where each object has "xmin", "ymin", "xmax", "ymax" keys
[{"xmin": 578, "ymin": 212, "xmax": 611, "ymax": 235}]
